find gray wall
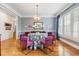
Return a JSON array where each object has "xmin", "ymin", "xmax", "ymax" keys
[
  {"xmin": 21, "ymin": 17, "xmax": 34, "ymax": 32},
  {"xmin": 16, "ymin": 17, "xmax": 57, "ymax": 39},
  {"xmin": 16, "ymin": 16, "xmax": 21, "ymax": 39},
  {"xmin": 20, "ymin": 17, "xmax": 56, "ymax": 32}
]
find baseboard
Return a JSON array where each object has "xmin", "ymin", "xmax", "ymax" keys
[
  {"xmin": 1, "ymin": 38, "xmax": 13, "ymax": 42},
  {"xmin": 60, "ymin": 39, "xmax": 79, "ymax": 50}
]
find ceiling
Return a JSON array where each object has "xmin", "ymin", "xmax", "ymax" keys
[{"xmin": 5, "ymin": 3, "xmax": 69, "ymax": 17}]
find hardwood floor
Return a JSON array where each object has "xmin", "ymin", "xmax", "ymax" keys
[{"xmin": 1, "ymin": 38, "xmax": 79, "ymax": 56}]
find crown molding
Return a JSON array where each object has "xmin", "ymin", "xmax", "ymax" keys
[
  {"xmin": 20, "ymin": 15, "xmax": 56, "ymax": 18},
  {"xmin": 0, "ymin": 4, "xmax": 56, "ymax": 18},
  {"xmin": 55, "ymin": 3, "xmax": 74, "ymax": 16},
  {"xmin": 0, "ymin": 4, "xmax": 21, "ymax": 17},
  {"xmin": 0, "ymin": 3, "xmax": 73, "ymax": 18}
]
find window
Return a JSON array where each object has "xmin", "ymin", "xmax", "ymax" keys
[
  {"xmin": 63, "ymin": 12, "xmax": 71, "ymax": 36},
  {"xmin": 58, "ymin": 6, "xmax": 79, "ymax": 39},
  {"xmin": 73, "ymin": 7, "xmax": 79, "ymax": 38}
]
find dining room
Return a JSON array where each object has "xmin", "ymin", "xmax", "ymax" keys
[{"xmin": 0, "ymin": 3, "xmax": 79, "ymax": 56}]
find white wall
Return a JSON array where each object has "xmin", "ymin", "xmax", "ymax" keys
[{"xmin": 0, "ymin": 10, "xmax": 15, "ymax": 41}]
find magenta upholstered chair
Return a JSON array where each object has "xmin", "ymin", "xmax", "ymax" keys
[
  {"xmin": 27, "ymin": 38, "xmax": 34, "ymax": 47},
  {"xmin": 40, "ymin": 36, "xmax": 54, "ymax": 53},
  {"xmin": 20, "ymin": 34, "xmax": 34, "ymax": 48},
  {"xmin": 48, "ymin": 32, "xmax": 56, "ymax": 43},
  {"xmin": 48, "ymin": 32, "xmax": 52, "ymax": 36},
  {"xmin": 20, "ymin": 34, "xmax": 27, "ymax": 50},
  {"xmin": 41, "ymin": 36, "xmax": 53, "ymax": 48},
  {"xmin": 46, "ymin": 36, "xmax": 53, "ymax": 45}
]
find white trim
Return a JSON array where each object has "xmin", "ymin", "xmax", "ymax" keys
[
  {"xmin": 60, "ymin": 38, "xmax": 79, "ymax": 50},
  {"xmin": 0, "ymin": 3, "xmax": 74, "ymax": 18},
  {"xmin": 55, "ymin": 3, "xmax": 74, "ymax": 16},
  {"xmin": 0, "ymin": 4, "xmax": 21, "ymax": 17},
  {"xmin": 20, "ymin": 15, "xmax": 56, "ymax": 18},
  {"xmin": 0, "ymin": 3, "xmax": 72, "ymax": 18},
  {"xmin": 0, "ymin": 3, "xmax": 56, "ymax": 17}
]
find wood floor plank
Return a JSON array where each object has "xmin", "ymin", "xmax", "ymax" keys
[{"xmin": 1, "ymin": 38, "xmax": 79, "ymax": 56}]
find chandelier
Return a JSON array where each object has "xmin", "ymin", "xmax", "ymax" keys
[
  {"xmin": 33, "ymin": 4, "xmax": 41, "ymax": 21},
  {"xmin": 25, "ymin": 4, "xmax": 43, "ymax": 30}
]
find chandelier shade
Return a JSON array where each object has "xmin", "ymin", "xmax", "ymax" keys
[{"xmin": 33, "ymin": 15, "xmax": 41, "ymax": 21}]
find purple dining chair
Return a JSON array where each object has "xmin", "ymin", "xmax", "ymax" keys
[
  {"xmin": 20, "ymin": 34, "xmax": 27, "ymax": 50},
  {"xmin": 27, "ymin": 38, "xmax": 34, "ymax": 47},
  {"xmin": 20, "ymin": 34, "xmax": 34, "ymax": 50},
  {"xmin": 41, "ymin": 36, "xmax": 53, "ymax": 48}
]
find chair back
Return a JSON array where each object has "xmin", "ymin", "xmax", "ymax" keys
[
  {"xmin": 25, "ymin": 32, "xmax": 29, "ymax": 36},
  {"xmin": 48, "ymin": 32, "xmax": 52, "ymax": 36},
  {"xmin": 20, "ymin": 34, "xmax": 27, "ymax": 50},
  {"xmin": 45, "ymin": 36, "xmax": 52, "ymax": 46},
  {"xmin": 48, "ymin": 32, "xmax": 55, "ymax": 41}
]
